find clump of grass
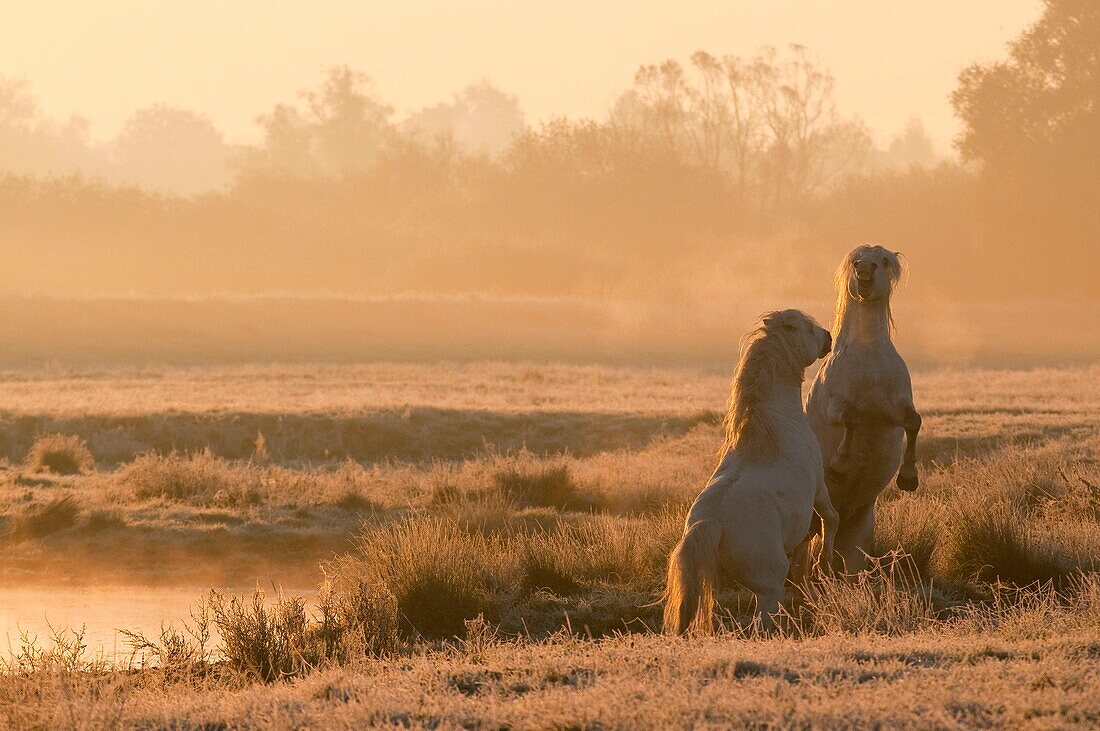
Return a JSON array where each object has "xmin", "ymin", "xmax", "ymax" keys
[
  {"xmin": 433, "ymin": 487, "xmax": 521, "ymax": 535},
  {"xmin": 873, "ymin": 494, "xmax": 943, "ymax": 579},
  {"xmin": 120, "ymin": 450, "xmax": 261, "ymax": 506},
  {"xmin": 251, "ymin": 431, "xmax": 272, "ymax": 465},
  {"xmin": 23, "ymin": 434, "xmax": 94, "ymax": 475},
  {"xmin": 937, "ymin": 501, "xmax": 1071, "ymax": 588},
  {"xmin": 334, "ymin": 491, "xmax": 377, "ymax": 513},
  {"xmin": 492, "ymin": 457, "xmax": 582, "ymax": 510},
  {"xmin": 347, "ymin": 518, "xmax": 517, "ymax": 640},
  {"xmin": 520, "ymin": 534, "xmax": 583, "ymax": 596},
  {"xmin": 801, "ymin": 553, "xmax": 937, "ymax": 636},
  {"xmin": 83, "ymin": 509, "xmax": 127, "ymax": 533},
  {"xmin": 338, "ymin": 509, "xmax": 683, "ymax": 640},
  {"xmin": 543, "ymin": 509, "xmax": 684, "ymax": 587},
  {"xmin": 7, "ymin": 496, "xmax": 81, "ymax": 540}
]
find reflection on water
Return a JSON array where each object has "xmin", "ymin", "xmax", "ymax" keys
[{"xmin": 0, "ymin": 586, "xmax": 312, "ymax": 662}]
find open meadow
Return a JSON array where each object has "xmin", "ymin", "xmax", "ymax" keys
[
  {"xmin": 1, "ymin": 361, "xmax": 1098, "ymax": 728},
  {"xmin": 3, "ymin": 1, "xmax": 1099, "ymax": 727}
]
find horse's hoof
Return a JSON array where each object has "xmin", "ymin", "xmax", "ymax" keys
[{"xmin": 896, "ymin": 467, "xmax": 918, "ymax": 492}]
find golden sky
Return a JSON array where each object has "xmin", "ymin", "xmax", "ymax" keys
[{"xmin": 2, "ymin": 0, "xmax": 1040, "ymax": 148}]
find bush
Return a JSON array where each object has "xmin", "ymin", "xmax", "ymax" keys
[
  {"xmin": 207, "ymin": 583, "xmax": 398, "ymax": 681},
  {"xmin": 208, "ymin": 590, "xmax": 312, "ymax": 681},
  {"xmin": 23, "ymin": 434, "xmax": 94, "ymax": 475}
]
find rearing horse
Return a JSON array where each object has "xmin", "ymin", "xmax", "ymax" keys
[{"xmin": 806, "ymin": 244, "xmax": 922, "ymax": 573}]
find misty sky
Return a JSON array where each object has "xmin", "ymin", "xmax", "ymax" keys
[{"xmin": 3, "ymin": 0, "xmax": 1039, "ymax": 149}]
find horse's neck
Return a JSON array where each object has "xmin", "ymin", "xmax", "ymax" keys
[
  {"xmin": 835, "ymin": 297, "xmax": 894, "ymax": 353},
  {"xmin": 762, "ymin": 380, "xmax": 805, "ymax": 422}
]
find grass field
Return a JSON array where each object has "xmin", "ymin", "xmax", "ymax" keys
[{"xmin": 1, "ymin": 362, "xmax": 1099, "ymax": 728}]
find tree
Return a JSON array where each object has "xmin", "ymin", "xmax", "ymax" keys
[
  {"xmin": 886, "ymin": 117, "xmax": 937, "ymax": 168},
  {"xmin": 113, "ymin": 105, "xmax": 232, "ymax": 195},
  {"xmin": 405, "ymin": 81, "xmax": 525, "ymax": 156},
  {"xmin": 306, "ymin": 66, "xmax": 394, "ymax": 172},
  {"xmin": 243, "ymin": 66, "xmax": 395, "ymax": 177},
  {"xmin": 951, "ymin": 0, "xmax": 1098, "ymax": 297},
  {"xmin": 952, "ymin": 0, "xmax": 1099, "ymax": 171},
  {"xmin": 612, "ymin": 46, "xmax": 870, "ymax": 212},
  {"xmin": 0, "ymin": 77, "xmax": 107, "ymax": 178}
]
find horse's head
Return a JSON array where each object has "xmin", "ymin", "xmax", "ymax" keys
[
  {"xmin": 838, "ymin": 245, "xmax": 903, "ymax": 304},
  {"xmin": 761, "ymin": 309, "xmax": 832, "ymax": 368}
]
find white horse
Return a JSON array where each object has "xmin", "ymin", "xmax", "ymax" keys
[
  {"xmin": 663, "ymin": 309, "xmax": 837, "ymax": 634},
  {"xmin": 806, "ymin": 244, "xmax": 922, "ymax": 574}
]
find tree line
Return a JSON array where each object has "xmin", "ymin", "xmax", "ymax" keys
[{"xmin": 1, "ymin": 0, "xmax": 1096, "ymax": 302}]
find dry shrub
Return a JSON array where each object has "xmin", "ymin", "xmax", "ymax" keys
[
  {"xmin": 208, "ymin": 583, "xmax": 398, "ymax": 682},
  {"xmin": 251, "ymin": 431, "xmax": 272, "ymax": 465},
  {"xmin": 208, "ymin": 590, "xmax": 312, "ymax": 681},
  {"xmin": 120, "ymin": 450, "xmax": 261, "ymax": 506},
  {"xmin": 7, "ymin": 496, "xmax": 81, "ymax": 540},
  {"xmin": 1, "ymin": 625, "xmax": 103, "ymax": 676},
  {"xmin": 121, "ymin": 600, "xmax": 214, "ymax": 679},
  {"xmin": 23, "ymin": 434, "xmax": 94, "ymax": 475},
  {"xmin": 801, "ymin": 553, "xmax": 936, "ymax": 636}
]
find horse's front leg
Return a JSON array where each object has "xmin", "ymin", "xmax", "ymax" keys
[
  {"xmin": 896, "ymin": 402, "xmax": 921, "ymax": 492},
  {"xmin": 827, "ymin": 400, "xmax": 859, "ymax": 481}
]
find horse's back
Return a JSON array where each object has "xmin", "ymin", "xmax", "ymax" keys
[{"xmin": 689, "ymin": 444, "xmax": 820, "ymax": 556}]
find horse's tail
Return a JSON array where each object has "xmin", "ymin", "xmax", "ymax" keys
[{"xmin": 662, "ymin": 520, "xmax": 721, "ymax": 635}]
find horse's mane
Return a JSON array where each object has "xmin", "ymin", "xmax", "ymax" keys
[
  {"xmin": 833, "ymin": 245, "xmax": 904, "ymax": 336},
  {"xmin": 721, "ymin": 312, "xmax": 806, "ymax": 459}
]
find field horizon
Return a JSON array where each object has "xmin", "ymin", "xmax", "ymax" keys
[{"xmin": 3, "ymin": 294, "xmax": 1098, "ymax": 369}]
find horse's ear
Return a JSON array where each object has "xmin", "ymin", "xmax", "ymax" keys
[
  {"xmin": 780, "ymin": 311, "xmax": 802, "ymax": 330},
  {"xmin": 761, "ymin": 311, "xmax": 793, "ymax": 331},
  {"xmin": 893, "ymin": 251, "xmax": 907, "ymax": 282}
]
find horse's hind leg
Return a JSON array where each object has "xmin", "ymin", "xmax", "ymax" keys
[
  {"xmin": 814, "ymin": 478, "xmax": 839, "ymax": 575},
  {"xmin": 896, "ymin": 403, "xmax": 921, "ymax": 492},
  {"xmin": 834, "ymin": 504, "xmax": 874, "ymax": 574},
  {"xmin": 740, "ymin": 558, "xmax": 789, "ymax": 634},
  {"xmin": 755, "ymin": 585, "xmax": 786, "ymax": 634}
]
